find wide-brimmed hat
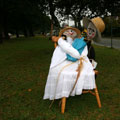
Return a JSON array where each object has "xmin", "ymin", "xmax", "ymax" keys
[
  {"xmin": 59, "ymin": 27, "xmax": 81, "ymax": 37},
  {"xmin": 83, "ymin": 17, "xmax": 105, "ymax": 42}
]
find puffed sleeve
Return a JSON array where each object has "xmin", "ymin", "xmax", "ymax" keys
[{"xmin": 58, "ymin": 37, "xmax": 81, "ymax": 59}]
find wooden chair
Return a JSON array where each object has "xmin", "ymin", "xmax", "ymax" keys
[
  {"xmin": 61, "ymin": 70, "xmax": 101, "ymax": 114},
  {"xmin": 53, "ymin": 40, "xmax": 101, "ymax": 114}
]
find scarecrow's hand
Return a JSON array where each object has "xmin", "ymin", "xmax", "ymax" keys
[{"xmin": 52, "ymin": 36, "xmax": 60, "ymax": 42}]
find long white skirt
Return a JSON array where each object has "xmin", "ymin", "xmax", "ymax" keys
[{"xmin": 43, "ymin": 57, "xmax": 95, "ymax": 100}]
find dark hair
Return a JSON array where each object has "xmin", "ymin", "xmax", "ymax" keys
[{"xmin": 61, "ymin": 34, "xmax": 67, "ymax": 40}]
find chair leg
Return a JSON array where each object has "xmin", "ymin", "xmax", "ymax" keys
[
  {"xmin": 94, "ymin": 85, "xmax": 101, "ymax": 108},
  {"xmin": 61, "ymin": 97, "xmax": 66, "ymax": 114}
]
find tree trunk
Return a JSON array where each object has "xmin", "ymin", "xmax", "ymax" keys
[
  {"xmin": 0, "ymin": 32, "xmax": 3, "ymax": 44},
  {"xmin": 16, "ymin": 28, "xmax": 19, "ymax": 38},
  {"xmin": 3, "ymin": 12, "xmax": 10, "ymax": 40},
  {"xmin": 74, "ymin": 20, "xmax": 77, "ymax": 28},
  {"xmin": 4, "ymin": 29, "xmax": 10, "ymax": 39},
  {"xmin": 50, "ymin": 19, "xmax": 53, "ymax": 37},
  {"xmin": 71, "ymin": 13, "xmax": 78, "ymax": 28},
  {"xmin": 28, "ymin": 26, "xmax": 34, "ymax": 37},
  {"xmin": 52, "ymin": 15, "xmax": 60, "ymax": 27},
  {"xmin": 23, "ymin": 26, "xmax": 28, "ymax": 37},
  {"xmin": 0, "ymin": 22, "xmax": 3, "ymax": 43},
  {"xmin": 49, "ymin": 0, "xmax": 60, "ymax": 28},
  {"xmin": 3, "ymin": 22, "xmax": 10, "ymax": 40},
  {"xmin": 78, "ymin": 20, "xmax": 81, "ymax": 30}
]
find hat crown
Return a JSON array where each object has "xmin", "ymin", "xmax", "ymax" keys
[{"xmin": 91, "ymin": 17, "xmax": 105, "ymax": 33}]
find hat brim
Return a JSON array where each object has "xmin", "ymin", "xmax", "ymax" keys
[
  {"xmin": 59, "ymin": 27, "xmax": 81, "ymax": 37},
  {"xmin": 93, "ymin": 29, "xmax": 101, "ymax": 42},
  {"xmin": 83, "ymin": 17, "xmax": 102, "ymax": 42}
]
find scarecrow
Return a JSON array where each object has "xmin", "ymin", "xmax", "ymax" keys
[
  {"xmin": 43, "ymin": 26, "xmax": 96, "ymax": 101},
  {"xmin": 82, "ymin": 17, "xmax": 105, "ymax": 66}
]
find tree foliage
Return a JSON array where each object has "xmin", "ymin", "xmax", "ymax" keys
[
  {"xmin": 56, "ymin": 0, "xmax": 120, "ymax": 28},
  {"xmin": 0, "ymin": 0, "xmax": 120, "ymax": 42},
  {"xmin": 0, "ymin": 0, "xmax": 51, "ymax": 42}
]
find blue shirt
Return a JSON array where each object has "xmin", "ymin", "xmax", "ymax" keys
[{"xmin": 67, "ymin": 37, "xmax": 86, "ymax": 62}]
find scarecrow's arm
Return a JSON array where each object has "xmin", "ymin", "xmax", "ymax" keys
[{"xmin": 58, "ymin": 37, "xmax": 81, "ymax": 59}]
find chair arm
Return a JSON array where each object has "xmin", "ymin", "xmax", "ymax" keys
[{"xmin": 94, "ymin": 70, "xmax": 99, "ymax": 75}]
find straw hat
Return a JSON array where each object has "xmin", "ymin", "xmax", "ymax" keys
[
  {"xmin": 59, "ymin": 27, "xmax": 81, "ymax": 37},
  {"xmin": 83, "ymin": 17, "xmax": 105, "ymax": 42}
]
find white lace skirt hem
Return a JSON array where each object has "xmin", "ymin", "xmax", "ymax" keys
[{"xmin": 43, "ymin": 59, "xmax": 96, "ymax": 100}]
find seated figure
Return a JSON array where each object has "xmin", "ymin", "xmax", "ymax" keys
[{"xmin": 43, "ymin": 27, "xmax": 96, "ymax": 100}]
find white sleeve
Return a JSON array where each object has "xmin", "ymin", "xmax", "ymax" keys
[
  {"xmin": 81, "ymin": 46, "xmax": 88, "ymax": 57},
  {"xmin": 58, "ymin": 37, "xmax": 81, "ymax": 59}
]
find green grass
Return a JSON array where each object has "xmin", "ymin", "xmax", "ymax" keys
[{"xmin": 0, "ymin": 36, "xmax": 120, "ymax": 120}]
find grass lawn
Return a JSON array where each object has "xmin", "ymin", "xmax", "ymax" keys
[{"xmin": 0, "ymin": 36, "xmax": 120, "ymax": 120}]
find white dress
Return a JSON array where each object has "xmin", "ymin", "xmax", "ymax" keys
[{"xmin": 43, "ymin": 37, "xmax": 95, "ymax": 100}]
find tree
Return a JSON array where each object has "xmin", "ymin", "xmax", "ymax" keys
[
  {"xmin": 56, "ymin": 0, "xmax": 120, "ymax": 28},
  {"xmin": 56, "ymin": 0, "xmax": 95, "ymax": 28},
  {"xmin": 88, "ymin": 0, "xmax": 120, "ymax": 17},
  {"xmin": 0, "ymin": 0, "xmax": 51, "ymax": 42},
  {"xmin": 39, "ymin": 0, "xmax": 61, "ymax": 36}
]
